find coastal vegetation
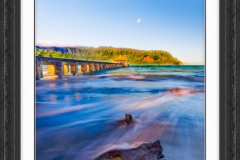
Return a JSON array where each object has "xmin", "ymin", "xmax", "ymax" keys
[{"xmin": 35, "ymin": 46, "xmax": 183, "ymax": 65}]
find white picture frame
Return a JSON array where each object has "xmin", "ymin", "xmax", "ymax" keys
[{"xmin": 20, "ymin": 0, "xmax": 219, "ymax": 159}]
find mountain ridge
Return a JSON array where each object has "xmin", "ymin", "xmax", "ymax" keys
[{"xmin": 35, "ymin": 46, "xmax": 183, "ymax": 65}]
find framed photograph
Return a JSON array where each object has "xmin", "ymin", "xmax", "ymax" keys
[
  {"xmin": 0, "ymin": 0, "xmax": 238, "ymax": 160},
  {"xmin": 35, "ymin": 0, "xmax": 206, "ymax": 159}
]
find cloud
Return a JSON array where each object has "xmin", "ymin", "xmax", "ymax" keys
[
  {"xmin": 136, "ymin": 18, "xmax": 142, "ymax": 24},
  {"xmin": 36, "ymin": 40, "xmax": 82, "ymax": 47},
  {"xmin": 36, "ymin": 40, "xmax": 55, "ymax": 46}
]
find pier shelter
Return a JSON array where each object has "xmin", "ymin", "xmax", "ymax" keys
[{"xmin": 112, "ymin": 55, "xmax": 129, "ymax": 67}]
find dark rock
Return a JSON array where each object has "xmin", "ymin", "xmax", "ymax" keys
[
  {"xmin": 125, "ymin": 114, "xmax": 132, "ymax": 125},
  {"xmin": 94, "ymin": 140, "xmax": 164, "ymax": 160},
  {"xmin": 117, "ymin": 114, "xmax": 136, "ymax": 126}
]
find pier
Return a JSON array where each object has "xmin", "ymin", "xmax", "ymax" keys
[{"xmin": 36, "ymin": 56, "xmax": 127, "ymax": 80}]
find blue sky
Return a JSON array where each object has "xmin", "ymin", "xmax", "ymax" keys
[{"xmin": 36, "ymin": 0, "xmax": 205, "ymax": 64}]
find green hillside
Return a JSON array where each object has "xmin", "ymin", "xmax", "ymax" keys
[{"xmin": 35, "ymin": 46, "xmax": 183, "ymax": 65}]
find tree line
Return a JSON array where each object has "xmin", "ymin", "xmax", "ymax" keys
[{"xmin": 35, "ymin": 46, "xmax": 183, "ymax": 65}]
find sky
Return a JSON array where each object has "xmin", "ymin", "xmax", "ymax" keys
[{"xmin": 36, "ymin": 0, "xmax": 205, "ymax": 65}]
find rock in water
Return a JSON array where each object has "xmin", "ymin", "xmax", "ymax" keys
[
  {"xmin": 117, "ymin": 114, "xmax": 137, "ymax": 126},
  {"xmin": 94, "ymin": 140, "xmax": 164, "ymax": 160},
  {"xmin": 125, "ymin": 114, "xmax": 132, "ymax": 125}
]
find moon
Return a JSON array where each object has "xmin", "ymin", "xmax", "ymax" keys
[{"xmin": 137, "ymin": 18, "xmax": 142, "ymax": 24}]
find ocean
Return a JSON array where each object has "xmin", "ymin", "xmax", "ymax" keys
[{"xmin": 36, "ymin": 65, "xmax": 205, "ymax": 160}]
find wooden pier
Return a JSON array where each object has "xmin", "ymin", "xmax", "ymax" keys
[{"xmin": 36, "ymin": 56, "xmax": 126, "ymax": 80}]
